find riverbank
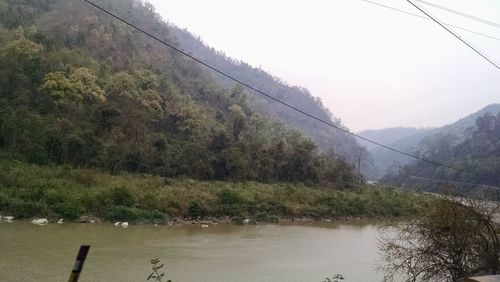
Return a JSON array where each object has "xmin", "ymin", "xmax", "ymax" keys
[
  {"xmin": 0, "ymin": 214, "xmax": 394, "ymax": 227},
  {"xmin": 0, "ymin": 161, "xmax": 429, "ymax": 224}
]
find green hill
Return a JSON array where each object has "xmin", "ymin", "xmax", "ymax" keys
[
  {"xmin": 171, "ymin": 25, "xmax": 363, "ymax": 163},
  {"xmin": 0, "ymin": 0, "xmax": 431, "ymax": 221},
  {"xmin": 0, "ymin": 0, "xmax": 360, "ymax": 184},
  {"xmin": 363, "ymin": 104, "xmax": 500, "ymax": 179},
  {"xmin": 382, "ymin": 110, "xmax": 500, "ymax": 197}
]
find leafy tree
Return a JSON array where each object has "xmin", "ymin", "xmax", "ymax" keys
[
  {"xmin": 227, "ymin": 104, "xmax": 246, "ymax": 140},
  {"xmin": 1, "ymin": 30, "xmax": 43, "ymax": 59},
  {"xmin": 41, "ymin": 68, "xmax": 105, "ymax": 104}
]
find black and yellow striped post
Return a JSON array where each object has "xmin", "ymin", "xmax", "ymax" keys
[{"xmin": 68, "ymin": 245, "xmax": 91, "ymax": 282}]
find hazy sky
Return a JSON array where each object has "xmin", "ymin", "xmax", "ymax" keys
[{"xmin": 146, "ymin": 0, "xmax": 500, "ymax": 132}]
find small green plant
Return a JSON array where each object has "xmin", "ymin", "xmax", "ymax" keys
[
  {"xmin": 323, "ymin": 274, "xmax": 344, "ymax": 282},
  {"xmin": 147, "ymin": 258, "xmax": 171, "ymax": 282}
]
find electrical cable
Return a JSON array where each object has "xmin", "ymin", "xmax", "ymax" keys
[
  {"xmin": 359, "ymin": 0, "xmax": 500, "ymax": 41},
  {"xmin": 415, "ymin": 0, "xmax": 500, "ymax": 29},
  {"xmin": 407, "ymin": 0, "xmax": 500, "ymax": 70},
  {"xmin": 83, "ymin": 0, "xmax": 489, "ymax": 179}
]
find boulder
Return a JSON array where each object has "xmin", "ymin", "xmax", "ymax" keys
[
  {"xmin": 3, "ymin": 216, "xmax": 14, "ymax": 222},
  {"xmin": 31, "ymin": 218, "xmax": 49, "ymax": 225}
]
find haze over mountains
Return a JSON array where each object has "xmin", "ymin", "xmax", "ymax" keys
[
  {"xmin": 357, "ymin": 127, "xmax": 433, "ymax": 152},
  {"xmin": 359, "ymin": 103, "xmax": 500, "ymax": 180}
]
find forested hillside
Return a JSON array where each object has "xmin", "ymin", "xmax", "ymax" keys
[
  {"xmin": 171, "ymin": 26, "xmax": 365, "ymax": 164},
  {"xmin": 0, "ymin": 0, "xmax": 358, "ymax": 184},
  {"xmin": 383, "ymin": 112, "xmax": 500, "ymax": 197},
  {"xmin": 365, "ymin": 104, "xmax": 500, "ymax": 179}
]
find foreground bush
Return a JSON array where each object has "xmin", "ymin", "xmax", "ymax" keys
[{"xmin": 379, "ymin": 197, "xmax": 500, "ymax": 281}]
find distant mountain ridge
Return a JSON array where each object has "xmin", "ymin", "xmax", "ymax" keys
[
  {"xmin": 382, "ymin": 105, "xmax": 500, "ymax": 197},
  {"xmin": 357, "ymin": 127, "xmax": 433, "ymax": 151},
  {"xmin": 361, "ymin": 103, "xmax": 500, "ymax": 179}
]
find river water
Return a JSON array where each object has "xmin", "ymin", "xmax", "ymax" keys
[{"xmin": 0, "ymin": 222, "xmax": 386, "ymax": 281}]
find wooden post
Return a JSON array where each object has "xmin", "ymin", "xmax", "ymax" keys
[{"xmin": 68, "ymin": 245, "xmax": 90, "ymax": 282}]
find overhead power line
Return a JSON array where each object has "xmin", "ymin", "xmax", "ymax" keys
[
  {"xmin": 359, "ymin": 0, "xmax": 500, "ymax": 41},
  {"xmin": 407, "ymin": 0, "xmax": 500, "ymax": 70},
  {"xmin": 83, "ymin": 0, "xmax": 486, "ymax": 178},
  {"xmin": 415, "ymin": 0, "xmax": 500, "ymax": 29}
]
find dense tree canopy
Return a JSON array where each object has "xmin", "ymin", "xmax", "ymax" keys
[{"xmin": 0, "ymin": 0, "xmax": 357, "ymax": 185}]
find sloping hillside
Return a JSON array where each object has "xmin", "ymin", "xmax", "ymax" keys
[
  {"xmin": 171, "ymin": 26, "xmax": 364, "ymax": 163},
  {"xmin": 364, "ymin": 104, "xmax": 500, "ymax": 179},
  {"xmin": 383, "ymin": 110, "xmax": 500, "ymax": 197},
  {"xmin": 0, "ymin": 0, "xmax": 357, "ymax": 184}
]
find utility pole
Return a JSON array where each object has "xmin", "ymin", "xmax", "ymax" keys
[{"xmin": 357, "ymin": 150, "xmax": 366, "ymax": 184}]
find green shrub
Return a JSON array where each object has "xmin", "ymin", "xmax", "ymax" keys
[
  {"xmin": 254, "ymin": 211, "xmax": 280, "ymax": 223},
  {"xmin": 217, "ymin": 188, "xmax": 247, "ymax": 216},
  {"xmin": 105, "ymin": 206, "xmax": 167, "ymax": 223},
  {"xmin": 80, "ymin": 191, "xmax": 99, "ymax": 212},
  {"xmin": 6, "ymin": 199, "xmax": 47, "ymax": 218},
  {"xmin": 268, "ymin": 215, "xmax": 279, "ymax": 223},
  {"xmin": 105, "ymin": 206, "xmax": 142, "ymax": 222},
  {"xmin": 188, "ymin": 201, "xmax": 205, "ymax": 218},
  {"xmin": 52, "ymin": 201, "xmax": 84, "ymax": 220},
  {"xmin": 0, "ymin": 191, "xmax": 10, "ymax": 207},
  {"xmin": 44, "ymin": 189, "xmax": 66, "ymax": 205},
  {"xmin": 147, "ymin": 209, "xmax": 169, "ymax": 224},
  {"xmin": 71, "ymin": 170, "xmax": 97, "ymax": 187},
  {"xmin": 253, "ymin": 211, "xmax": 269, "ymax": 222},
  {"xmin": 231, "ymin": 216, "xmax": 244, "ymax": 225},
  {"xmin": 110, "ymin": 186, "xmax": 135, "ymax": 207}
]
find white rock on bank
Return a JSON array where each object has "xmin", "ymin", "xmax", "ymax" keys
[
  {"xmin": 3, "ymin": 216, "xmax": 14, "ymax": 222},
  {"xmin": 57, "ymin": 218, "xmax": 64, "ymax": 224},
  {"xmin": 243, "ymin": 219, "xmax": 250, "ymax": 224},
  {"xmin": 114, "ymin": 222, "xmax": 121, "ymax": 226},
  {"xmin": 201, "ymin": 224, "xmax": 209, "ymax": 229},
  {"xmin": 121, "ymin": 222, "xmax": 129, "ymax": 228},
  {"xmin": 31, "ymin": 218, "xmax": 48, "ymax": 225}
]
